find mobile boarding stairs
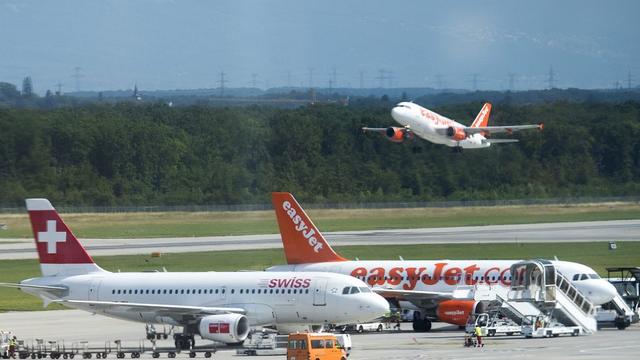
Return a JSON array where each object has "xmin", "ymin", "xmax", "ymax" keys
[{"xmin": 471, "ymin": 259, "xmax": 598, "ymax": 335}]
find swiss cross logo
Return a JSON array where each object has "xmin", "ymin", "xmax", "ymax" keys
[
  {"xmin": 209, "ymin": 323, "xmax": 230, "ymax": 334},
  {"xmin": 38, "ymin": 220, "xmax": 67, "ymax": 254}
]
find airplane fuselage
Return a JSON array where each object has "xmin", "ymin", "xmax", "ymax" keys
[
  {"xmin": 268, "ymin": 260, "xmax": 617, "ymax": 307},
  {"xmin": 22, "ymin": 271, "xmax": 388, "ymax": 328},
  {"xmin": 391, "ymin": 102, "xmax": 490, "ymax": 149}
]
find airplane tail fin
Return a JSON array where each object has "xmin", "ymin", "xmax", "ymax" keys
[
  {"xmin": 26, "ymin": 199, "xmax": 105, "ymax": 277},
  {"xmin": 271, "ymin": 192, "xmax": 347, "ymax": 264},
  {"xmin": 470, "ymin": 103, "xmax": 492, "ymax": 128}
]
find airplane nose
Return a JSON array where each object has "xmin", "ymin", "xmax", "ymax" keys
[
  {"xmin": 391, "ymin": 107, "xmax": 401, "ymax": 119},
  {"xmin": 368, "ymin": 294, "xmax": 390, "ymax": 317},
  {"xmin": 602, "ymin": 281, "xmax": 618, "ymax": 303}
]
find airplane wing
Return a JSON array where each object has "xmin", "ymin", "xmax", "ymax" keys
[
  {"xmin": 57, "ymin": 299, "xmax": 246, "ymax": 316},
  {"xmin": 464, "ymin": 123, "xmax": 543, "ymax": 135},
  {"xmin": 361, "ymin": 127, "xmax": 388, "ymax": 133},
  {"xmin": 482, "ymin": 138, "xmax": 519, "ymax": 144},
  {"xmin": 371, "ymin": 288, "xmax": 453, "ymax": 301}
]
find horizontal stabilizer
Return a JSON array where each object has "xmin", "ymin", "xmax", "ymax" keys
[{"xmin": 0, "ymin": 282, "xmax": 67, "ymax": 291}]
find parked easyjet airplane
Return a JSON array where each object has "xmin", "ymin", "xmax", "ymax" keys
[
  {"xmin": 363, "ymin": 102, "xmax": 543, "ymax": 150},
  {"xmin": 267, "ymin": 193, "xmax": 618, "ymax": 332},
  {"xmin": 0, "ymin": 199, "xmax": 388, "ymax": 348}
]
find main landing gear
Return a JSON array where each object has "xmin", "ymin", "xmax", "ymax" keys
[
  {"xmin": 412, "ymin": 313, "xmax": 432, "ymax": 332},
  {"xmin": 173, "ymin": 334, "xmax": 195, "ymax": 351}
]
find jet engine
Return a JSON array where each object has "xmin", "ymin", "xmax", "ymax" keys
[
  {"xmin": 446, "ymin": 126, "xmax": 467, "ymax": 141},
  {"xmin": 436, "ymin": 300, "xmax": 486, "ymax": 326},
  {"xmin": 385, "ymin": 127, "xmax": 414, "ymax": 143},
  {"xmin": 197, "ymin": 314, "xmax": 250, "ymax": 343}
]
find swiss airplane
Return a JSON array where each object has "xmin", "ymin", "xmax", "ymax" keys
[
  {"xmin": 0, "ymin": 199, "xmax": 388, "ymax": 348},
  {"xmin": 267, "ymin": 193, "xmax": 618, "ymax": 332},
  {"xmin": 363, "ymin": 102, "xmax": 543, "ymax": 150}
]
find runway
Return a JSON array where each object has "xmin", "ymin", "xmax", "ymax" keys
[
  {"xmin": 1, "ymin": 309, "xmax": 639, "ymax": 360},
  {"xmin": 1, "ymin": 219, "xmax": 639, "ymax": 259}
]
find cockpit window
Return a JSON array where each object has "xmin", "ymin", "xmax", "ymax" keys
[
  {"xmin": 397, "ymin": 104, "xmax": 412, "ymax": 109},
  {"xmin": 343, "ymin": 286, "xmax": 364, "ymax": 295},
  {"xmin": 572, "ymin": 274, "xmax": 580, "ymax": 281},
  {"xmin": 588, "ymin": 274, "xmax": 600, "ymax": 279},
  {"xmin": 359, "ymin": 287, "xmax": 371, "ymax": 293},
  {"xmin": 349, "ymin": 286, "xmax": 360, "ymax": 294},
  {"xmin": 580, "ymin": 274, "xmax": 588, "ymax": 281},
  {"xmin": 342, "ymin": 287, "xmax": 350, "ymax": 294}
]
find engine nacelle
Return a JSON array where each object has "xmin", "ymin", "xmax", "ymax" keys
[
  {"xmin": 198, "ymin": 314, "xmax": 250, "ymax": 344},
  {"xmin": 385, "ymin": 127, "xmax": 414, "ymax": 143},
  {"xmin": 436, "ymin": 300, "xmax": 486, "ymax": 326},
  {"xmin": 446, "ymin": 126, "xmax": 467, "ymax": 141}
]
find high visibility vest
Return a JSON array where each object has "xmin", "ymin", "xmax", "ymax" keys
[{"xmin": 475, "ymin": 327, "xmax": 482, "ymax": 336}]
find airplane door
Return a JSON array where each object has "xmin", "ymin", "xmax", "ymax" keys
[
  {"xmin": 313, "ymin": 278, "xmax": 328, "ymax": 306},
  {"xmin": 88, "ymin": 278, "xmax": 103, "ymax": 301}
]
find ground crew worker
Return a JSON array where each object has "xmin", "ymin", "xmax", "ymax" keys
[
  {"xmin": 8, "ymin": 336, "xmax": 17, "ymax": 358},
  {"xmin": 474, "ymin": 326, "xmax": 484, "ymax": 347}
]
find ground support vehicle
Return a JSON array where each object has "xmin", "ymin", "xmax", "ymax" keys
[
  {"xmin": 521, "ymin": 315, "xmax": 581, "ymax": 338},
  {"xmin": 465, "ymin": 313, "xmax": 521, "ymax": 337},
  {"xmin": 235, "ymin": 332, "xmax": 287, "ymax": 356},
  {"xmin": 338, "ymin": 321, "xmax": 388, "ymax": 333},
  {"xmin": 286, "ymin": 333, "xmax": 347, "ymax": 360}
]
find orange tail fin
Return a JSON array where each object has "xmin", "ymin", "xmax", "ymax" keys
[
  {"xmin": 470, "ymin": 103, "xmax": 492, "ymax": 128},
  {"xmin": 271, "ymin": 192, "xmax": 346, "ymax": 264}
]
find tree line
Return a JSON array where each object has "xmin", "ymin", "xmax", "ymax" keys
[{"xmin": 0, "ymin": 101, "xmax": 639, "ymax": 206}]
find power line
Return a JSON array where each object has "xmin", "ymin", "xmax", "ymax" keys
[
  {"xmin": 72, "ymin": 66, "xmax": 83, "ymax": 92},
  {"xmin": 508, "ymin": 73, "xmax": 516, "ymax": 91},
  {"xmin": 547, "ymin": 66, "xmax": 555, "ymax": 89},
  {"xmin": 307, "ymin": 67, "xmax": 314, "ymax": 88},
  {"xmin": 217, "ymin": 71, "xmax": 227, "ymax": 96}
]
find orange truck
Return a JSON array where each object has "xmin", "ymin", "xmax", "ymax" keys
[{"xmin": 287, "ymin": 333, "xmax": 348, "ymax": 360}]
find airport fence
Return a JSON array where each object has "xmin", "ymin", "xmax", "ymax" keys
[{"xmin": 0, "ymin": 196, "xmax": 638, "ymax": 214}]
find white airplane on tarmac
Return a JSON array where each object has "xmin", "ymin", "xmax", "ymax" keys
[
  {"xmin": 363, "ymin": 102, "xmax": 543, "ymax": 150},
  {"xmin": 0, "ymin": 199, "xmax": 388, "ymax": 349},
  {"xmin": 267, "ymin": 193, "xmax": 618, "ymax": 332}
]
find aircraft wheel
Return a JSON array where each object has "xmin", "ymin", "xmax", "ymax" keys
[
  {"xmin": 188, "ymin": 352, "xmax": 196, "ymax": 358},
  {"xmin": 377, "ymin": 324, "xmax": 383, "ymax": 332},
  {"xmin": 357, "ymin": 326, "xmax": 364, "ymax": 333},
  {"xmin": 204, "ymin": 352, "xmax": 211, "ymax": 358}
]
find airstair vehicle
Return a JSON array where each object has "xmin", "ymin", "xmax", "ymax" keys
[
  {"xmin": 600, "ymin": 267, "xmax": 640, "ymax": 329},
  {"xmin": 507, "ymin": 259, "xmax": 598, "ymax": 335}
]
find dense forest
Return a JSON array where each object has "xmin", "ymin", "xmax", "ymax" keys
[{"xmin": 0, "ymin": 100, "xmax": 639, "ymax": 206}]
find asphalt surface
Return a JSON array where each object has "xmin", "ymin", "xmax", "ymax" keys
[
  {"xmin": 1, "ymin": 309, "xmax": 639, "ymax": 360},
  {"xmin": 1, "ymin": 220, "xmax": 639, "ymax": 259}
]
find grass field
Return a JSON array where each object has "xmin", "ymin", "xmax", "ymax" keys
[
  {"xmin": 1, "ymin": 202, "xmax": 639, "ymax": 239},
  {"xmin": 1, "ymin": 241, "xmax": 639, "ymax": 312}
]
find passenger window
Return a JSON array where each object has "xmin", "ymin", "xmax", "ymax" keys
[
  {"xmin": 270, "ymin": 289, "xmax": 273, "ymax": 294},
  {"xmin": 252, "ymin": 289, "xmax": 255, "ymax": 294},
  {"xmin": 215, "ymin": 289, "xmax": 219, "ymax": 294},
  {"xmin": 112, "ymin": 290, "xmax": 115, "ymax": 294},
  {"xmin": 231, "ymin": 289, "xmax": 235, "ymax": 294},
  {"xmin": 311, "ymin": 340, "xmax": 324, "ymax": 349},
  {"xmin": 240, "ymin": 289, "xmax": 244, "ymax": 294},
  {"xmin": 305, "ymin": 289, "xmax": 309, "ymax": 294},
  {"xmin": 117, "ymin": 290, "xmax": 121, "ymax": 294},
  {"xmin": 222, "ymin": 289, "xmax": 225, "ymax": 294},
  {"xmin": 288, "ymin": 289, "xmax": 292, "ymax": 294}
]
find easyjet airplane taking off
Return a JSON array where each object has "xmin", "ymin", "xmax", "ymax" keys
[
  {"xmin": 363, "ymin": 102, "xmax": 543, "ymax": 150},
  {"xmin": 267, "ymin": 193, "xmax": 618, "ymax": 332},
  {"xmin": 0, "ymin": 199, "xmax": 388, "ymax": 348}
]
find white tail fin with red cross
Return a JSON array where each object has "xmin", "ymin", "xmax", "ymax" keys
[
  {"xmin": 26, "ymin": 199, "xmax": 105, "ymax": 277},
  {"xmin": 271, "ymin": 192, "xmax": 346, "ymax": 264}
]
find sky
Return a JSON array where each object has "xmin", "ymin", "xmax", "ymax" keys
[{"xmin": 1, "ymin": 0, "xmax": 639, "ymax": 93}]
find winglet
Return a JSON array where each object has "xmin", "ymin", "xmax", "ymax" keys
[
  {"xmin": 271, "ymin": 193, "xmax": 347, "ymax": 264},
  {"xmin": 470, "ymin": 103, "xmax": 492, "ymax": 128}
]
